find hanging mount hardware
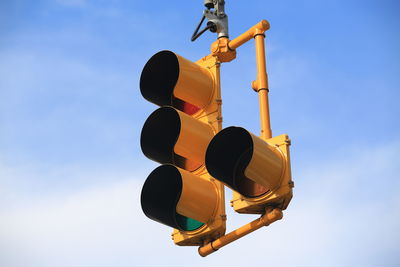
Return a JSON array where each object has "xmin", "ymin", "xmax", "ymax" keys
[{"xmin": 191, "ymin": 0, "xmax": 229, "ymax": 41}]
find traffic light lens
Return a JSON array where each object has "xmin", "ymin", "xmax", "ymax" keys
[
  {"xmin": 177, "ymin": 216, "xmax": 204, "ymax": 231},
  {"xmin": 172, "ymin": 98, "xmax": 200, "ymax": 116}
]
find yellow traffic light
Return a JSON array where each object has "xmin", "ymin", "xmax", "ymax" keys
[
  {"xmin": 140, "ymin": 50, "xmax": 226, "ymax": 246},
  {"xmin": 139, "ymin": 16, "xmax": 294, "ymax": 256},
  {"xmin": 206, "ymin": 127, "xmax": 293, "ymax": 214},
  {"xmin": 140, "ymin": 50, "xmax": 214, "ymax": 114},
  {"xmin": 203, "ymin": 19, "xmax": 293, "ymax": 214},
  {"xmin": 141, "ymin": 106, "xmax": 214, "ymax": 171},
  {"xmin": 141, "ymin": 165, "xmax": 217, "ymax": 230}
]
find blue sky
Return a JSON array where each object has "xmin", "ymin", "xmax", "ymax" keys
[{"xmin": 1, "ymin": 0, "xmax": 399, "ymax": 266}]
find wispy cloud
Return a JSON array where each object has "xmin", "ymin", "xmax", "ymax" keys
[
  {"xmin": 0, "ymin": 177, "xmax": 163, "ymax": 267},
  {"xmin": 1, "ymin": 141, "xmax": 399, "ymax": 266}
]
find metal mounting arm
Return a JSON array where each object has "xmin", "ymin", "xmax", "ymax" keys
[{"xmin": 198, "ymin": 208, "xmax": 283, "ymax": 257}]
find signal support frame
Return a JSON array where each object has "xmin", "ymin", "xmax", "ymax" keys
[{"xmin": 198, "ymin": 19, "xmax": 293, "ymax": 256}]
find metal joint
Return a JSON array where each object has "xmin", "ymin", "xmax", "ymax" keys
[
  {"xmin": 253, "ymin": 33, "xmax": 266, "ymax": 39},
  {"xmin": 257, "ymin": 88, "xmax": 269, "ymax": 93}
]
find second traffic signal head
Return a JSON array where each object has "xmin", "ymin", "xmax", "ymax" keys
[
  {"xmin": 205, "ymin": 127, "xmax": 293, "ymax": 213},
  {"xmin": 206, "ymin": 127, "xmax": 282, "ymax": 197}
]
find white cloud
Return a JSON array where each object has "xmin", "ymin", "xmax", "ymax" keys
[
  {"xmin": 0, "ymin": 177, "xmax": 170, "ymax": 267},
  {"xmin": 1, "ymin": 142, "xmax": 399, "ymax": 267}
]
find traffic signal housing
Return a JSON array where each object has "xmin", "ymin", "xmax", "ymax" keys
[
  {"xmin": 139, "ymin": 51, "xmax": 226, "ymax": 245},
  {"xmin": 205, "ymin": 127, "xmax": 293, "ymax": 214},
  {"xmin": 137, "ymin": 17, "xmax": 294, "ymax": 257},
  {"xmin": 202, "ymin": 19, "xmax": 294, "ymax": 215}
]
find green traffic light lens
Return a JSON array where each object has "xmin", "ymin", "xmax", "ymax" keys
[{"xmin": 177, "ymin": 215, "xmax": 204, "ymax": 231}]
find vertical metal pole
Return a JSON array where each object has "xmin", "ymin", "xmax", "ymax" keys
[
  {"xmin": 254, "ymin": 34, "xmax": 272, "ymax": 139},
  {"xmin": 215, "ymin": 62, "xmax": 223, "ymax": 132}
]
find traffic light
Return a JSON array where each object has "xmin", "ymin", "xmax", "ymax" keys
[
  {"xmin": 138, "ymin": 13, "xmax": 294, "ymax": 256},
  {"xmin": 200, "ymin": 18, "xmax": 294, "ymax": 216},
  {"xmin": 205, "ymin": 127, "xmax": 293, "ymax": 214},
  {"xmin": 139, "ymin": 50, "xmax": 226, "ymax": 245}
]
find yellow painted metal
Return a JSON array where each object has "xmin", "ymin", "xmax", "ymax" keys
[
  {"xmin": 210, "ymin": 37, "xmax": 237, "ymax": 63},
  {"xmin": 254, "ymin": 34, "xmax": 272, "ymax": 139},
  {"xmin": 244, "ymin": 133, "xmax": 283, "ymax": 190},
  {"xmin": 176, "ymin": 167, "xmax": 218, "ymax": 223},
  {"xmin": 174, "ymin": 54, "xmax": 214, "ymax": 109},
  {"xmin": 258, "ymin": 89, "xmax": 272, "ymax": 139},
  {"xmin": 174, "ymin": 110, "xmax": 214, "ymax": 166},
  {"xmin": 196, "ymin": 20, "xmax": 293, "ymax": 254},
  {"xmin": 254, "ymin": 35, "xmax": 269, "ymax": 91},
  {"xmin": 227, "ymin": 23, "xmax": 288, "ymax": 214},
  {"xmin": 139, "ymin": 18, "xmax": 292, "ymax": 253},
  {"xmin": 206, "ymin": 19, "xmax": 292, "ymax": 213},
  {"xmin": 172, "ymin": 55, "xmax": 226, "ymax": 246},
  {"xmin": 198, "ymin": 208, "xmax": 283, "ymax": 257},
  {"xmin": 209, "ymin": 20, "xmax": 273, "ymax": 139},
  {"xmin": 228, "ymin": 20, "xmax": 270, "ymax": 50},
  {"xmin": 232, "ymin": 134, "xmax": 293, "ymax": 214}
]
